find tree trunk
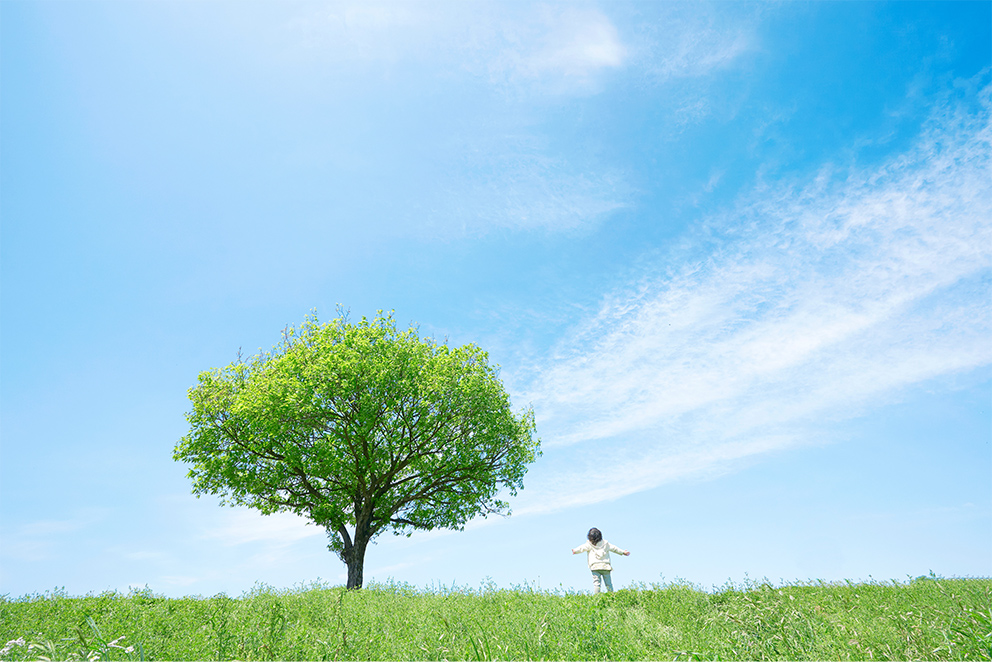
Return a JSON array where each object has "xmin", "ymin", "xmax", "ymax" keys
[
  {"xmin": 341, "ymin": 523, "xmax": 371, "ymax": 590},
  {"xmin": 345, "ymin": 553, "xmax": 364, "ymax": 590}
]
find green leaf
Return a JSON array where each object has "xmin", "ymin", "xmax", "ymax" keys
[{"xmin": 174, "ymin": 310, "xmax": 540, "ymax": 589}]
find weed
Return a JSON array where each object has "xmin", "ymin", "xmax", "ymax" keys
[{"xmin": 1, "ymin": 577, "xmax": 989, "ymax": 660}]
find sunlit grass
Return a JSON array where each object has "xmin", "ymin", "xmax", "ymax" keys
[{"xmin": 1, "ymin": 575, "xmax": 989, "ymax": 660}]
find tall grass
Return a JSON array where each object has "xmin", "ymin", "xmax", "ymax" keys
[{"xmin": 1, "ymin": 576, "xmax": 989, "ymax": 660}]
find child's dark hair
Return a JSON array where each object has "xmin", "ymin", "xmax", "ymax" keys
[{"xmin": 587, "ymin": 527, "xmax": 602, "ymax": 544}]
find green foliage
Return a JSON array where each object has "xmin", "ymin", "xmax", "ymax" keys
[
  {"xmin": 2, "ymin": 578, "xmax": 990, "ymax": 661},
  {"xmin": 172, "ymin": 310, "xmax": 540, "ymax": 588}
]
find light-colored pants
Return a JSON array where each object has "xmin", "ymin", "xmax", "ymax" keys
[{"xmin": 591, "ymin": 570, "xmax": 614, "ymax": 593}]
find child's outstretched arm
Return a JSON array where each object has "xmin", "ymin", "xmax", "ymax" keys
[
  {"xmin": 571, "ymin": 542, "xmax": 592, "ymax": 554},
  {"xmin": 608, "ymin": 542, "xmax": 630, "ymax": 556}
]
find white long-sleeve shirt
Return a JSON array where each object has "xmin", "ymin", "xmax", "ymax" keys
[{"xmin": 572, "ymin": 539, "xmax": 627, "ymax": 571}]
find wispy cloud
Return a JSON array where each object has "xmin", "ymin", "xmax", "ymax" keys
[
  {"xmin": 284, "ymin": 2, "xmax": 754, "ymax": 90},
  {"xmin": 203, "ymin": 509, "xmax": 323, "ymax": 547},
  {"xmin": 367, "ymin": 560, "xmax": 415, "ymax": 578},
  {"xmin": 272, "ymin": 3, "xmax": 762, "ymax": 237},
  {"xmin": 1, "ymin": 510, "xmax": 109, "ymax": 562},
  {"xmin": 517, "ymin": 80, "xmax": 992, "ymax": 514},
  {"xmin": 119, "ymin": 550, "xmax": 170, "ymax": 562},
  {"xmin": 423, "ymin": 138, "xmax": 630, "ymax": 235},
  {"xmin": 159, "ymin": 575, "xmax": 201, "ymax": 588},
  {"xmin": 492, "ymin": 6, "xmax": 626, "ymax": 87},
  {"xmin": 285, "ymin": 3, "xmax": 627, "ymax": 88},
  {"xmin": 629, "ymin": 4, "xmax": 758, "ymax": 83}
]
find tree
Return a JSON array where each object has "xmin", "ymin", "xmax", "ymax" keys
[{"xmin": 173, "ymin": 311, "xmax": 540, "ymax": 589}]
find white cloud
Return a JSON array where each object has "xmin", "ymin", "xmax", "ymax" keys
[
  {"xmin": 517, "ymin": 81, "xmax": 992, "ymax": 513},
  {"xmin": 505, "ymin": 7, "xmax": 626, "ymax": 81},
  {"xmin": 204, "ymin": 508, "xmax": 324, "ymax": 547},
  {"xmin": 283, "ymin": 2, "xmax": 754, "ymax": 89},
  {"xmin": 268, "ymin": 3, "xmax": 764, "ymax": 236},
  {"xmin": 19, "ymin": 518, "xmax": 91, "ymax": 537},
  {"xmin": 120, "ymin": 550, "xmax": 170, "ymax": 562},
  {"xmin": 367, "ymin": 560, "xmax": 415, "ymax": 578},
  {"xmin": 425, "ymin": 140, "xmax": 630, "ymax": 234},
  {"xmin": 283, "ymin": 2, "xmax": 427, "ymax": 65},
  {"xmin": 160, "ymin": 575, "xmax": 201, "ymax": 588},
  {"xmin": 1, "ymin": 510, "xmax": 110, "ymax": 562},
  {"xmin": 285, "ymin": 2, "xmax": 626, "ymax": 81},
  {"xmin": 647, "ymin": 26, "xmax": 752, "ymax": 82},
  {"xmin": 629, "ymin": 5, "xmax": 758, "ymax": 83}
]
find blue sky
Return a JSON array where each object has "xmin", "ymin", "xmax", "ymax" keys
[{"xmin": 1, "ymin": 1, "xmax": 989, "ymax": 598}]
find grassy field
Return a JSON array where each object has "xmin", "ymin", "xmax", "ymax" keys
[{"xmin": 1, "ymin": 576, "xmax": 989, "ymax": 661}]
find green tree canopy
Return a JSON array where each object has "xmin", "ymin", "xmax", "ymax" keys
[{"xmin": 173, "ymin": 311, "xmax": 540, "ymax": 589}]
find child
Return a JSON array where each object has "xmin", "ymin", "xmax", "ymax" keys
[{"xmin": 571, "ymin": 527, "xmax": 630, "ymax": 594}]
